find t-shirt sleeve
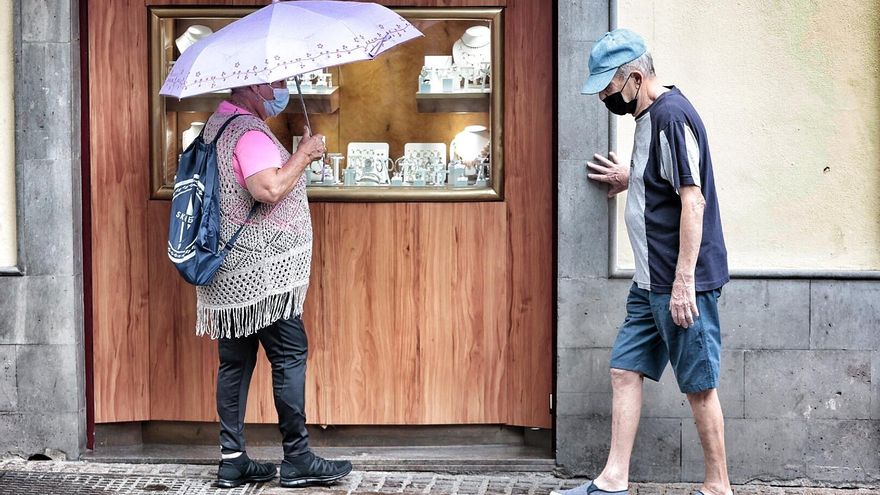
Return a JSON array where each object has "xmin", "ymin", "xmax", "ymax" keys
[
  {"xmin": 658, "ymin": 121, "xmax": 702, "ymax": 192},
  {"xmin": 233, "ymin": 130, "xmax": 283, "ymax": 183}
]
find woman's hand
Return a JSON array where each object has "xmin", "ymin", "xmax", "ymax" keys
[{"xmin": 296, "ymin": 126, "xmax": 325, "ymax": 162}]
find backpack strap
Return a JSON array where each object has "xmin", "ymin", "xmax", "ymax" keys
[
  {"xmin": 210, "ymin": 112, "xmax": 249, "ymax": 143},
  {"xmin": 213, "ymin": 112, "xmax": 260, "ymax": 252},
  {"xmin": 223, "ymin": 202, "xmax": 260, "ymax": 252}
]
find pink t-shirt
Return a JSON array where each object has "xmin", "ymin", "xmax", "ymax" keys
[{"xmin": 217, "ymin": 101, "xmax": 283, "ymax": 188}]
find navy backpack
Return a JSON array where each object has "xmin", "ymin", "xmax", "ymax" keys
[{"xmin": 167, "ymin": 114, "xmax": 257, "ymax": 286}]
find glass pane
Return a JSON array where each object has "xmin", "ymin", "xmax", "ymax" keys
[{"xmin": 149, "ymin": 7, "xmax": 503, "ymax": 202}]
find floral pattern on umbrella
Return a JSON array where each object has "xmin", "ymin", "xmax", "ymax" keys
[{"xmin": 160, "ymin": 1, "xmax": 423, "ymax": 98}]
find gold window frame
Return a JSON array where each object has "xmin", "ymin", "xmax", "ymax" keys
[{"xmin": 149, "ymin": 7, "xmax": 504, "ymax": 202}]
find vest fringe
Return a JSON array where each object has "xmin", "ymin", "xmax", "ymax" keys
[{"xmin": 196, "ymin": 285, "xmax": 308, "ymax": 339}]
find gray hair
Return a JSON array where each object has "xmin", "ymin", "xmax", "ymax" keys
[{"xmin": 615, "ymin": 52, "xmax": 655, "ymax": 81}]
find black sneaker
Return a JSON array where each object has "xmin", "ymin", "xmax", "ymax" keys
[
  {"xmin": 216, "ymin": 452, "xmax": 277, "ymax": 489},
  {"xmin": 280, "ymin": 451, "xmax": 352, "ymax": 488}
]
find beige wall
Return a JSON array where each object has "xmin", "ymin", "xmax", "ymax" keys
[
  {"xmin": 614, "ymin": 0, "xmax": 880, "ymax": 272},
  {"xmin": 0, "ymin": 0, "xmax": 15, "ymax": 269}
]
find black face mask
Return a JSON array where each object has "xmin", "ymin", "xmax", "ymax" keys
[{"xmin": 603, "ymin": 73, "xmax": 641, "ymax": 116}]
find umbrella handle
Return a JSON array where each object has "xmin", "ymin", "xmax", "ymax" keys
[{"xmin": 293, "ymin": 76, "xmax": 312, "ymax": 136}]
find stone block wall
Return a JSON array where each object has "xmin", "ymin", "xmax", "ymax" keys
[
  {"xmin": 0, "ymin": 0, "xmax": 85, "ymax": 459},
  {"xmin": 555, "ymin": 0, "xmax": 879, "ymax": 485}
]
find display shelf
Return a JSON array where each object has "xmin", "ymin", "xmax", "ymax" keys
[
  {"xmin": 416, "ymin": 89, "xmax": 490, "ymax": 113},
  {"xmin": 306, "ymin": 183, "xmax": 498, "ymax": 202},
  {"xmin": 164, "ymin": 87, "xmax": 340, "ymax": 114}
]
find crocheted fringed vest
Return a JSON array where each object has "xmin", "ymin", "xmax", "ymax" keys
[{"xmin": 196, "ymin": 111, "xmax": 313, "ymax": 339}]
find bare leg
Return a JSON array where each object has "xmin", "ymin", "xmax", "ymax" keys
[
  {"xmin": 593, "ymin": 368, "xmax": 644, "ymax": 492},
  {"xmin": 687, "ymin": 389, "xmax": 732, "ymax": 495}
]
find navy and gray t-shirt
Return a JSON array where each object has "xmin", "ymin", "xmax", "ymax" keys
[{"xmin": 624, "ymin": 86, "xmax": 729, "ymax": 293}]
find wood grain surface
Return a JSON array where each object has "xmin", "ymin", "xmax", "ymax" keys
[
  {"xmin": 90, "ymin": 0, "xmax": 151, "ymax": 422},
  {"xmin": 502, "ymin": 0, "xmax": 554, "ymax": 428},
  {"xmin": 91, "ymin": 0, "xmax": 552, "ymax": 428}
]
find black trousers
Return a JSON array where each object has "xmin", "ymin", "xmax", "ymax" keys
[{"xmin": 217, "ymin": 315, "xmax": 310, "ymax": 458}]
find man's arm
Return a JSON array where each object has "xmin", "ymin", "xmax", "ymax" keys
[{"xmin": 670, "ymin": 184, "xmax": 705, "ymax": 328}]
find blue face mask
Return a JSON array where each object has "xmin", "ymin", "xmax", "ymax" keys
[{"xmin": 262, "ymin": 87, "xmax": 289, "ymax": 116}]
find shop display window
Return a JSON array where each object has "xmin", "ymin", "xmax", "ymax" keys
[{"xmin": 149, "ymin": 7, "xmax": 504, "ymax": 202}]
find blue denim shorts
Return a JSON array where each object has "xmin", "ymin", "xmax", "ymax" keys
[{"xmin": 609, "ymin": 283, "xmax": 723, "ymax": 393}]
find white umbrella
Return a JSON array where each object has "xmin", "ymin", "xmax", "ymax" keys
[
  {"xmin": 160, "ymin": 0, "xmax": 423, "ymax": 128},
  {"xmin": 161, "ymin": 0, "xmax": 422, "ymax": 98}
]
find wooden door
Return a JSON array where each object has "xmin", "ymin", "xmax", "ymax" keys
[{"xmin": 89, "ymin": 0, "xmax": 553, "ymax": 428}]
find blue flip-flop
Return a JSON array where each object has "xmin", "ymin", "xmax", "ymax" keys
[{"xmin": 550, "ymin": 480, "xmax": 630, "ymax": 495}]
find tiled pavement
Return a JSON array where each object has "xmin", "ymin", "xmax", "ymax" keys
[{"xmin": 0, "ymin": 459, "xmax": 876, "ymax": 495}]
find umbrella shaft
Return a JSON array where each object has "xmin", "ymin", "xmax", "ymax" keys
[{"xmin": 294, "ymin": 77, "xmax": 312, "ymax": 135}]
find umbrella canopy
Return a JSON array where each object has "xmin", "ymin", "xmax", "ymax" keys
[{"xmin": 160, "ymin": 0, "xmax": 423, "ymax": 99}]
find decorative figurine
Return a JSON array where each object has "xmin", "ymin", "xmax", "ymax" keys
[
  {"xmin": 181, "ymin": 121, "xmax": 205, "ymax": 151},
  {"xmin": 452, "ymin": 26, "xmax": 491, "ymax": 70},
  {"xmin": 175, "ymin": 25, "xmax": 213, "ymax": 55}
]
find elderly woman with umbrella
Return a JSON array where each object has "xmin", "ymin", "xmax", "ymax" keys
[{"xmin": 161, "ymin": 1, "xmax": 422, "ymax": 489}]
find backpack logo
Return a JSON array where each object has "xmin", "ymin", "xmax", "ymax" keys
[{"xmin": 168, "ymin": 175, "xmax": 204, "ymax": 263}]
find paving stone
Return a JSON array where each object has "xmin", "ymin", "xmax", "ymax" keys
[
  {"xmin": 0, "ymin": 460, "xmax": 876, "ymax": 494},
  {"xmin": 428, "ymin": 476, "xmax": 457, "ymax": 494},
  {"xmin": 744, "ymin": 350, "xmax": 872, "ymax": 420},
  {"xmin": 380, "ymin": 473, "xmax": 408, "ymax": 491}
]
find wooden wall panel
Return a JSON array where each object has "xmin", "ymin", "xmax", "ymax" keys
[
  {"xmin": 92, "ymin": 0, "xmax": 552, "ymax": 428},
  {"xmin": 147, "ymin": 201, "xmax": 217, "ymax": 421},
  {"xmin": 309, "ymin": 202, "xmax": 508, "ymax": 425},
  {"xmin": 313, "ymin": 204, "xmax": 404, "ymax": 424},
  {"xmin": 504, "ymin": 0, "xmax": 554, "ymax": 428},
  {"xmin": 414, "ymin": 203, "xmax": 509, "ymax": 423},
  {"xmin": 90, "ymin": 0, "xmax": 151, "ymax": 422}
]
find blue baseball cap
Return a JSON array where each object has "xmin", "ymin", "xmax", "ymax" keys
[{"xmin": 581, "ymin": 28, "xmax": 647, "ymax": 95}]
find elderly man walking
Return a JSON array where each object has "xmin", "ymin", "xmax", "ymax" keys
[{"xmin": 553, "ymin": 30, "xmax": 732, "ymax": 495}]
